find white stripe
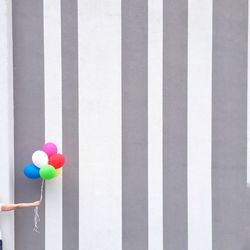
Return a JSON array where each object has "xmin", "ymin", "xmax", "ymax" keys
[
  {"xmin": 247, "ymin": 0, "xmax": 250, "ymax": 186},
  {"xmin": 188, "ymin": 0, "xmax": 212, "ymax": 249},
  {"xmin": 43, "ymin": 0, "xmax": 62, "ymax": 249},
  {"xmin": 148, "ymin": 0, "xmax": 163, "ymax": 249},
  {"xmin": 78, "ymin": 0, "xmax": 122, "ymax": 249},
  {"xmin": 0, "ymin": 0, "xmax": 14, "ymax": 248}
]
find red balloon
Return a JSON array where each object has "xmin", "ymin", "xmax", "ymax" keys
[{"xmin": 48, "ymin": 154, "xmax": 65, "ymax": 169}]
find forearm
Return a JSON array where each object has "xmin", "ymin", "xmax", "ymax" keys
[
  {"xmin": 1, "ymin": 201, "xmax": 40, "ymax": 211},
  {"xmin": 15, "ymin": 202, "xmax": 37, "ymax": 209},
  {"xmin": 1, "ymin": 204, "xmax": 17, "ymax": 211}
]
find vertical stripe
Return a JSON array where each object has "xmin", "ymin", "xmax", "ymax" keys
[
  {"xmin": 148, "ymin": 0, "xmax": 163, "ymax": 249},
  {"xmin": 212, "ymin": 0, "xmax": 248, "ymax": 249},
  {"xmin": 78, "ymin": 0, "xmax": 122, "ymax": 249},
  {"xmin": 187, "ymin": 0, "xmax": 213, "ymax": 249},
  {"xmin": 248, "ymin": 0, "xmax": 250, "ymax": 186},
  {"xmin": 163, "ymin": 0, "xmax": 188, "ymax": 249},
  {"xmin": 61, "ymin": 0, "xmax": 79, "ymax": 249},
  {"xmin": 246, "ymin": 4, "xmax": 250, "ymax": 247},
  {"xmin": 122, "ymin": 0, "xmax": 148, "ymax": 249},
  {"xmin": 246, "ymin": 4, "xmax": 250, "ymax": 246},
  {"xmin": 43, "ymin": 0, "xmax": 62, "ymax": 249},
  {"xmin": 13, "ymin": 0, "xmax": 45, "ymax": 249},
  {"xmin": 0, "ymin": 0, "xmax": 14, "ymax": 248}
]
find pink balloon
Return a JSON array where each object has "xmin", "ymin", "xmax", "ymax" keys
[{"xmin": 42, "ymin": 143, "xmax": 58, "ymax": 157}]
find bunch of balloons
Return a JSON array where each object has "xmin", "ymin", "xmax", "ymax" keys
[{"xmin": 23, "ymin": 143, "xmax": 65, "ymax": 180}]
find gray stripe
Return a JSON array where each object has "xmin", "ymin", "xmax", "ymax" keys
[
  {"xmin": 122, "ymin": 0, "xmax": 148, "ymax": 249},
  {"xmin": 13, "ymin": 0, "xmax": 45, "ymax": 249},
  {"xmin": 163, "ymin": 0, "xmax": 188, "ymax": 249},
  {"xmin": 212, "ymin": 0, "xmax": 248, "ymax": 249},
  {"xmin": 61, "ymin": 0, "xmax": 79, "ymax": 249}
]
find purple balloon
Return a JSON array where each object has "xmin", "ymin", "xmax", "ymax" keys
[{"xmin": 42, "ymin": 143, "xmax": 58, "ymax": 157}]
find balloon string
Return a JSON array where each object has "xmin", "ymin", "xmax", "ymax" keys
[{"xmin": 33, "ymin": 179, "xmax": 44, "ymax": 233}]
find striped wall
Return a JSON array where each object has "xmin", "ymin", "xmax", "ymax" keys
[{"xmin": 1, "ymin": 0, "xmax": 250, "ymax": 249}]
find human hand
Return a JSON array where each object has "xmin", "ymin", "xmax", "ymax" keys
[{"xmin": 33, "ymin": 200, "xmax": 41, "ymax": 207}]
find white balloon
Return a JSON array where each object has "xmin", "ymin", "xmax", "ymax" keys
[{"xmin": 32, "ymin": 150, "xmax": 48, "ymax": 168}]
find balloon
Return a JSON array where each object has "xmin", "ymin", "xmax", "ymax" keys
[
  {"xmin": 23, "ymin": 163, "xmax": 40, "ymax": 179},
  {"xmin": 42, "ymin": 143, "xmax": 58, "ymax": 157},
  {"xmin": 49, "ymin": 154, "xmax": 65, "ymax": 169},
  {"xmin": 39, "ymin": 165, "xmax": 56, "ymax": 180},
  {"xmin": 55, "ymin": 169, "xmax": 61, "ymax": 177},
  {"xmin": 32, "ymin": 150, "xmax": 48, "ymax": 168}
]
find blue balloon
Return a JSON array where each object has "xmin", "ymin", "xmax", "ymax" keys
[{"xmin": 23, "ymin": 163, "xmax": 40, "ymax": 179}]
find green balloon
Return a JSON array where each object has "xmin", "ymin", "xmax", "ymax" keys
[{"xmin": 40, "ymin": 165, "xmax": 56, "ymax": 180}]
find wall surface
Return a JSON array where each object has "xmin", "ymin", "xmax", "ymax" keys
[
  {"xmin": 0, "ymin": 0, "xmax": 14, "ymax": 249},
  {"xmin": 1, "ymin": 0, "xmax": 250, "ymax": 250}
]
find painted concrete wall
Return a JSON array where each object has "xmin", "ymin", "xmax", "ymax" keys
[{"xmin": 1, "ymin": 0, "xmax": 250, "ymax": 250}]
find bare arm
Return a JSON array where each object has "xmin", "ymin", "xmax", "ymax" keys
[{"xmin": 1, "ymin": 201, "xmax": 41, "ymax": 212}]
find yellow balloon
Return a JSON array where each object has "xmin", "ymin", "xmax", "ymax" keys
[{"xmin": 55, "ymin": 169, "xmax": 61, "ymax": 177}]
